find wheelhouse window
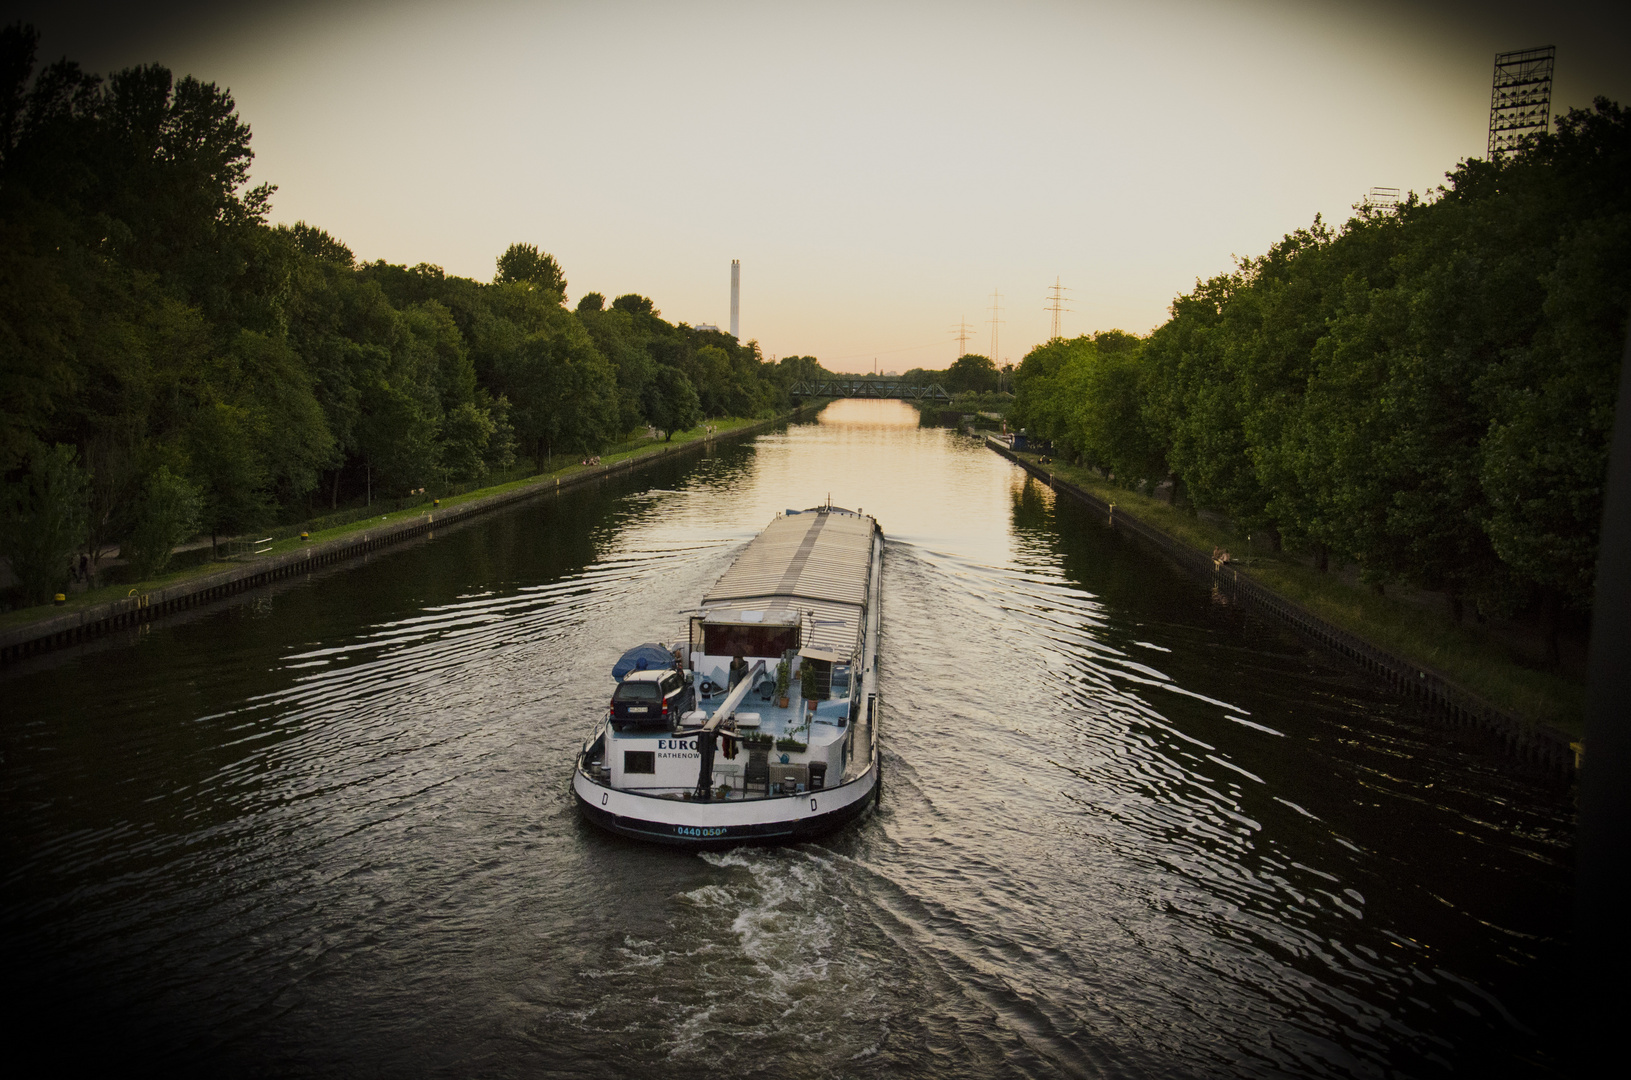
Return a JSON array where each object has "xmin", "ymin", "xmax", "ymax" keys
[
  {"xmin": 624, "ymin": 751, "xmax": 655, "ymax": 774},
  {"xmin": 703, "ymin": 625, "xmax": 798, "ymax": 658}
]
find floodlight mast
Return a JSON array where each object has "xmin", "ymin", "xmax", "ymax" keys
[{"xmin": 1488, "ymin": 46, "xmax": 1555, "ymax": 157}]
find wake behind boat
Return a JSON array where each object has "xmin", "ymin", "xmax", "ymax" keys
[{"xmin": 573, "ymin": 504, "xmax": 883, "ymax": 846}]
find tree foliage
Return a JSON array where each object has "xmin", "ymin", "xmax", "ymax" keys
[
  {"xmin": 944, "ymin": 353, "xmax": 999, "ymax": 394},
  {"xmin": 494, "ymin": 241, "xmax": 567, "ymax": 298},
  {"xmin": 0, "ymin": 28, "xmax": 830, "ymax": 604},
  {"xmin": 1013, "ymin": 99, "xmax": 1630, "ymax": 619},
  {"xmin": 122, "ymin": 465, "xmax": 200, "ymax": 577},
  {"xmin": 0, "ymin": 442, "xmax": 89, "ymax": 601}
]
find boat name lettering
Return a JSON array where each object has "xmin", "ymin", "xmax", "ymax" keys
[
  {"xmin": 658, "ymin": 739, "xmax": 696, "ymax": 751},
  {"xmin": 675, "ymin": 825, "xmax": 728, "ymax": 838}
]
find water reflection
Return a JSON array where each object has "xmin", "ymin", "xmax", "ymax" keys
[{"xmin": 0, "ymin": 400, "xmax": 1570, "ymax": 1076}]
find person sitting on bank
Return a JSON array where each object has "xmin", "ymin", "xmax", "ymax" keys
[{"xmin": 728, "ymin": 651, "xmax": 749, "ymax": 689}]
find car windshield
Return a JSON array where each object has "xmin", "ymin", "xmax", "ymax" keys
[{"xmin": 613, "ymin": 683, "xmax": 661, "ymax": 701}]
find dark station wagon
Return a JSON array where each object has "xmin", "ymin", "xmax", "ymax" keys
[{"xmin": 609, "ymin": 669, "xmax": 694, "ymax": 730}]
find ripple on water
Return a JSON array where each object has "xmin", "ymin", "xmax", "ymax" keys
[{"xmin": 0, "ymin": 403, "xmax": 1571, "ymax": 1077}]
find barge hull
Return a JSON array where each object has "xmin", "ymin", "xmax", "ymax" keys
[{"xmin": 573, "ymin": 769, "xmax": 879, "ymax": 848}]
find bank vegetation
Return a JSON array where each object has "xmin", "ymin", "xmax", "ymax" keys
[
  {"xmin": 1010, "ymin": 100, "xmax": 1629, "ymax": 676},
  {"xmin": 0, "ymin": 25, "xmax": 831, "ymax": 608}
]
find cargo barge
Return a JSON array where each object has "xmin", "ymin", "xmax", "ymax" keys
[{"xmin": 572, "ymin": 505, "xmax": 883, "ymax": 846}]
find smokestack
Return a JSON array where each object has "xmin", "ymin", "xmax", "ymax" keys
[{"xmin": 730, "ymin": 259, "xmax": 740, "ymax": 339}]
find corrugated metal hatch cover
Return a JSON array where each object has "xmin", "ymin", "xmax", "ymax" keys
[{"xmin": 704, "ymin": 512, "xmax": 873, "ymax": 609}]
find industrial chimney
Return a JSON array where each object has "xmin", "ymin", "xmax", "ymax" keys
[{"xmin": 730, "ymin": 259, "xmax": 740, "ymax": 339}]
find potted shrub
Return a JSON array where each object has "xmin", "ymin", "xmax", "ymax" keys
[
  {"xmin": 775, "ymin": 658, "xmax": 790, "ymax": 708},
  {"xmin": 775, "ymin": 736, "xmax": 807, "ymax": 753},
  {"xmin": 800, "ymin": 660, "xmax": 820, "ymax": 714}
]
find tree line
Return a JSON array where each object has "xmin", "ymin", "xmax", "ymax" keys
[
  {"xmin": 897, "ymin": 353, "xmax": 1006, "ymax": 395},
  {"xmin": 0, "ymin": 26, "xmax": 829, "ymax": 603},
  {"xmin": 1010, "ymin": 99, "xmax": 1629, "ymax": 634}
]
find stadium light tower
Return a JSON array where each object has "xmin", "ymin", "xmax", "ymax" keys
[{"xmin": 1488, "ymin": 46, "xmax": 1555, "ymax": 157}]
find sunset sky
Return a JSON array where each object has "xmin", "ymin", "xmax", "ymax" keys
[{"xmin": 9, "ymin": 0, "xmax": 1629, "ymax": 372}]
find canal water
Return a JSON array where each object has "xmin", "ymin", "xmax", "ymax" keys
[{"xmin": 1, "ymin": 401, "xmax": 1573, "ymax": 1077}]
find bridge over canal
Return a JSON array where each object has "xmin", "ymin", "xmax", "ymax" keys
[{"xmin": 788, "ymin": 379, "xmax": 951, "ymax": 401}]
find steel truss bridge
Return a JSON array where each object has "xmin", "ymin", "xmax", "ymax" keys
[{"xmin": 789, "ymin": 379, "xmax": 951, "ymax": 401}]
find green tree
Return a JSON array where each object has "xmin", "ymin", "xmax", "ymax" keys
[
  {"xmin": 480, "ymin": 391, "xmax": 517, "ymax": 472},
  {"xmin": 187, "ymin": 401, "xmax": 271, "ymax": 548},
  {"xmin": 0, "ymin": 442, "xmax": 90, "ymax": 602},
  {"xmin": 577, "ymin": 303, "xmax": 655, "ymax": 434},
  {"xmin": 121, "ymin": 465, "xmax": 200, "ymax": 578},
  {"xmin": 494, "ymin": 242, "xmax": 566, "ymax": 299},
  {"xmin": 688, "ymin": 344, "xmax": 735, "ymax": 416},
  {"xmin": 611, "ymin": 293, "xmax": 656, "ymax": 316},
  {"xmin": 646, "ymin": 366, "xmax": 702, "ymax": 440},
  {"xmin": 944, "ymin": 353, "xmax": 998, "ymax": 394},
  {"xmin": 355, "ymin": 378, "xmax": 440, "ymax": 496},
  {"xmin": 440, "ymin": 401, "xmax": 497, "ymax": 484}
]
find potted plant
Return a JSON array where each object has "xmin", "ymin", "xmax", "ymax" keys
[
  {"xmin": 800, "ymin": 660, "xmax": 820, "ymax": 714},
  {"xmin": 775, "ymin": 736, "xmax": 808, "ymax": 753},
  {"xmin": 775, "ymin": 658, "xmax": 790, "ymax": 708}
]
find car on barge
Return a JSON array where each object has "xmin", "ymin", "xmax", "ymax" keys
[{"xmin": 573, "ymin": 504, "xmax": 883, "ymax": 846}]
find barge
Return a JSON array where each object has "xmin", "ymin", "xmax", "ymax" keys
[{"xmin": 573, "ymin": 505, "xmax": 883, "ymax": 846}]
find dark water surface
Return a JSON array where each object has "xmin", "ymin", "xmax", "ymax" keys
[{"xmin": 2, "ymin": 401, "xmax": 1573, "ymax": 1077}]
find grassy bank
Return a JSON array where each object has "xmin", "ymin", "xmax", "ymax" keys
[
  {"xmin": 0, "ymin": 417, "xmax": 772, "ymax": 635},
  {"xmin": 1008, "ymin": 446, "xmax": 1585, "ymax": 738}
]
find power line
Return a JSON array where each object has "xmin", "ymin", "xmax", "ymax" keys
[{"xmin": 1044, "ymin": 277, "xmax": 1073, "ymax": 340}]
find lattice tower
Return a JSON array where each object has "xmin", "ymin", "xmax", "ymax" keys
[
  {"xmin": 1488, "ymin": 47, "xmax": 1555, "ymax": 157},
  {"xmin": 1044, "ymin": 277, "xmax": 1073, "ymax": 340},
  {"xmin": 1362, "ymin": 187, "xmax": 1400, "ymax": 215}
]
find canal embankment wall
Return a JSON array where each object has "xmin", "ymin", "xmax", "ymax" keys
[
  {"xmin": 986, "ymin": 436, "xmax": 1577, "ymax": 778},
  {"xmin": 0, "ymin": 408, "xmax": 820, "ymax": 665}
]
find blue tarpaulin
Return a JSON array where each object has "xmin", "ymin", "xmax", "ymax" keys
[{"xmin": 612, "ymin": 642, "xmax": 674, "ymax": 681}]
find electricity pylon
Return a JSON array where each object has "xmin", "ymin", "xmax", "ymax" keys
[
  {"xmin": 1044, "ymin": 277, "xmax": 1073, "ymax": 340},
  {"xmin": 949, "ymin": 316, "xmax": 977, "ymax": 360}
]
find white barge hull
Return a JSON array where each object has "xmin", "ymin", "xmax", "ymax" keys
[
  {"xmin": 572, "ymin": 758, "xmax": 879, "ymax": 846},
  {"xmin": 575, "ymin": 506, "xmax": 884, "ymax": 847}
]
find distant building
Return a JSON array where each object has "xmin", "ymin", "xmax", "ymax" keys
[{"xmin": 695, "ymin": 323, "xmax": 721, "ymax": 333}]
